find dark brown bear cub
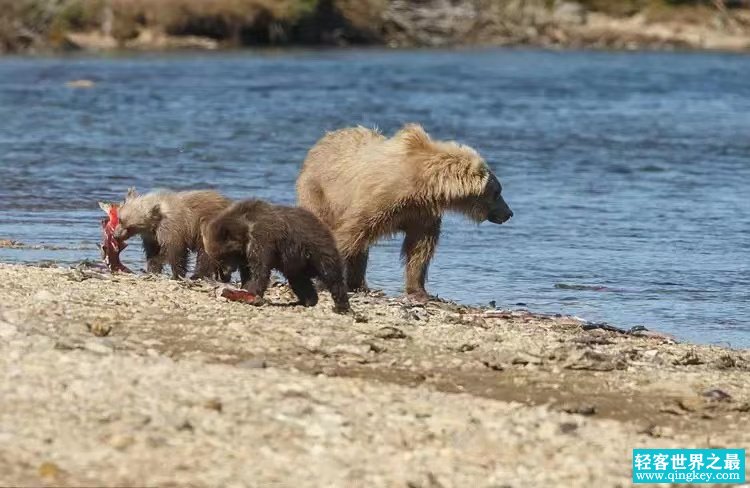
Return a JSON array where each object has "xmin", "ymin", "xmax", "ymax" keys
[{"xmin": 203, "ymin": 199, "xmax": 351, "ymax": 313}]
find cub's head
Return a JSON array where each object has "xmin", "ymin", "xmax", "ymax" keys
[
  {"xmin": 474, "ymin": 172, "xmax": 513, "ymax": 225},
  {"xmin": 202, "ymin": 210, "xmax": 249, "ymax": 275},
  {"xmin": 113, "ymin": 188, "xmax": 163, "ymax": 241}
]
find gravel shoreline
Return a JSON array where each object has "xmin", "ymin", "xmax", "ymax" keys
[{"xmin": 0, "ymin": 263, "xmax": 748, "ymax": 487}]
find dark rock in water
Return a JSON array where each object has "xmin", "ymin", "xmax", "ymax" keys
[
  {"xmin": 580, "ymin": 322, "xmax": 671, "ymax": 341},
  {"xmin": 628, "ymin": 325, "xmax": 649, "ymax": 334},
  {"xmin": 555, "ymin": 283, "xmax": 612, "ymax": 292},
  {"xmin": 628, "ymin": 328, "xmax": 677, "ymax": 343},
  {"xmin": 581, "ymin": 322, "xmax": 628, "ymax": 334}
]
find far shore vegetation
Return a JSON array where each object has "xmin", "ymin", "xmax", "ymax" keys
[{"xmin": 1, "ymin": 0, "xmax": 749, "ymax": 53}]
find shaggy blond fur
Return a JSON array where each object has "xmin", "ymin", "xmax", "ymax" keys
[
  {"xmin": 115, "ymin": 188, "xmax": 231, "ymax": 279},
  {"xmin": 296, "ymin": 123, "xmax": 513, "ymax": 300}
]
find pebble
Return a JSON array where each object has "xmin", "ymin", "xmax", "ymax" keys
[
  {"xmin": 0, "ymin": 323, "xmax": 18, "ymax": 339},
  {"xmin": 84, "ymin": 339, "xmax": 114, "ymax": 355},
  {"xmin": 87, "ymin": 322, "xmax": 112, "ymax": 337},
  {"xmin": 561, "ymin": 404, "xmax": 597, "ymax": 416},
  {"xmin": 375, "ymin": 326, "xmax": 407, "ymax": 340},
  {"xmin": 38, "ymin": 461, "xmax": 61, "ymax": 479},
  {"xmin": 108, "ymin": 434, "xmax": 135, "ymax": 450},
  {"xmin": 238, "ymin": 358, "xmax": 267, "ymax": 369},
  {"xmin": 204, "ymin": 398, "xmax": 223, "ymax": 412},
  {"xmin": 33, "ymin": 290, "xmax": 57, "ymax": 302},
  {"xmin": 702, "ymin": 388, "xmax": 732, "ymax": 402}
]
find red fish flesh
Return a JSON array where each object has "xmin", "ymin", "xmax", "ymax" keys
[
  {"xmin": 219, "ymin": 287, "xmax": 261, "ymax": 304},
  {"xmin": 99, "ymin": 202, "xmax": 132, "ymax": 273}
]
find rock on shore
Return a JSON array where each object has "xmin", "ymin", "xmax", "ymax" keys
[{"xmin": 0, "ymin": 263, "xmax": 748, "ymax": 486}]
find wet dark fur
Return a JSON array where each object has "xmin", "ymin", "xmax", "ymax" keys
[{"xmin": 203, "ymin": 199, "xmax": 350, "ymax": 313}]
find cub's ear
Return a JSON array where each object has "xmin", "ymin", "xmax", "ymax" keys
[
  {"xmin": 234, "ymin": 200, "xmax": 262, "ymax": 223},
  {"xmin": 125, "ymin": 187, "xmax": 138, "ymax": 202}
]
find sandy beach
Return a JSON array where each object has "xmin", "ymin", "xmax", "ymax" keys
[{"xmin": 0, "ymin": 262, "xmax": 748, "ymax": 486}]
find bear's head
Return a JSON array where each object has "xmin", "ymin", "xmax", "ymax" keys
[
  {"xmin": 397, "ymin": 124, "xmax": 513, "ymax": 225},
  {"xmin": 476, "ymin": 172, "xmax": 513, "ymax": 224},
  {"xmin": 113, "ymin": 188, "xmax": 163, "ymax": 241},
  {"xmin": 202, "ymin": 209, "xmax": 249, "ymax": 275}
]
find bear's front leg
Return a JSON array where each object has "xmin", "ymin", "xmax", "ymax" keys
[
  {"xmin": 142, "ymin": 236, "xmax": 164, "ymax": 274},
  {"xmin": 334, "ymin": 221, "xmax": 372, "ymax": 293},
  {"xmin": 401, "ymin": 218, "xmax": 441, "ymax": 302},
  {"xmin": 241, "ymin": 253, "xmax": 271, "ymax": 303},
  {"xmin": 345, "ymin": 249, "xmax": 370, "ymax": 293},
  {"xmin": 166, "ymin": 247, "xmax": 189, "ymax": 280}
]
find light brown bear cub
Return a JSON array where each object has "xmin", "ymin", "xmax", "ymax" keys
[
  {"xmin": 114, "ymin": 188, "xmax": 231, "ymax": 279},
  {"xmin": 202, "ymin": 199, "xmax": 351, "ymax": 313},
  {"xmin": 296, "ymin": 123, "xmax": 513, "ymax": 302}
]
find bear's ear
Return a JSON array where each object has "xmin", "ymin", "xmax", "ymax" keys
[
  {"xmin": 149, "ymin": 204, "xmax": 162, "ymax": 222},
  {"xmin": 125, "ymin": 187, "xmax": 138, "ymax": 202},
  {"xmin": 235, "ymin": 200, "xmax": 262, "ymax": 222},
  {"xmin": 394, "ymin": 123, "xmax": 431, "ymax": 152},
  {"xmin": 468, "ymin": 157, "xmax": 490, "ymax": 179}
]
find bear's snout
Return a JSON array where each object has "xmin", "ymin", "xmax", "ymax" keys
[{"xmin": 488, "ymin": 196, "xmax": 513, "ymax": 224}]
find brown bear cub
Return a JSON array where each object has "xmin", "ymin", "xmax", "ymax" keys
[
  {"xmin": 297, "ymin": 123, "xmax": 513, "ymax": 302},
  {"xmin": 113, "ymin": 188, "xmax": 231, "ymax": 280},
  {"xmin": 202, "ymin": 199, "xmax": 351, "ymax": 313}
]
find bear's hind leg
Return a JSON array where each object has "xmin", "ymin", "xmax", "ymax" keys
[{"xmin": 288, "ymin": 274, "xmax": 319, "ymax": 307}]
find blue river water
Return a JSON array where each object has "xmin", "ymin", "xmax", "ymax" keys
[{"xmin": 0, "ymin": 48, "xmax": 748, "ymax": 347}]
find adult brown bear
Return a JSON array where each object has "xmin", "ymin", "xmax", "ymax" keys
[{"xmin": 296, "ymin": 123, "xmax": 513, "ymax": 301}]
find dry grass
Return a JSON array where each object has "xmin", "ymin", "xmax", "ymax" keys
[
  {"xmin": 109, "ymin": 0, "xmax": 315, "ymax": 38},
  {"xmin": 643, "ymin": 2, "xmax": 718, "ymax": 23},
  {"xmin": 0, "ymin": 0, "xmax": 322, "ymax": 50},
  {"xmin": 577, "ymin": 0, "xmax": 738, "ymax": 18},
  {"xmin": 0, "ymin": 0, "xmax": 746, "ymax": 52}
]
